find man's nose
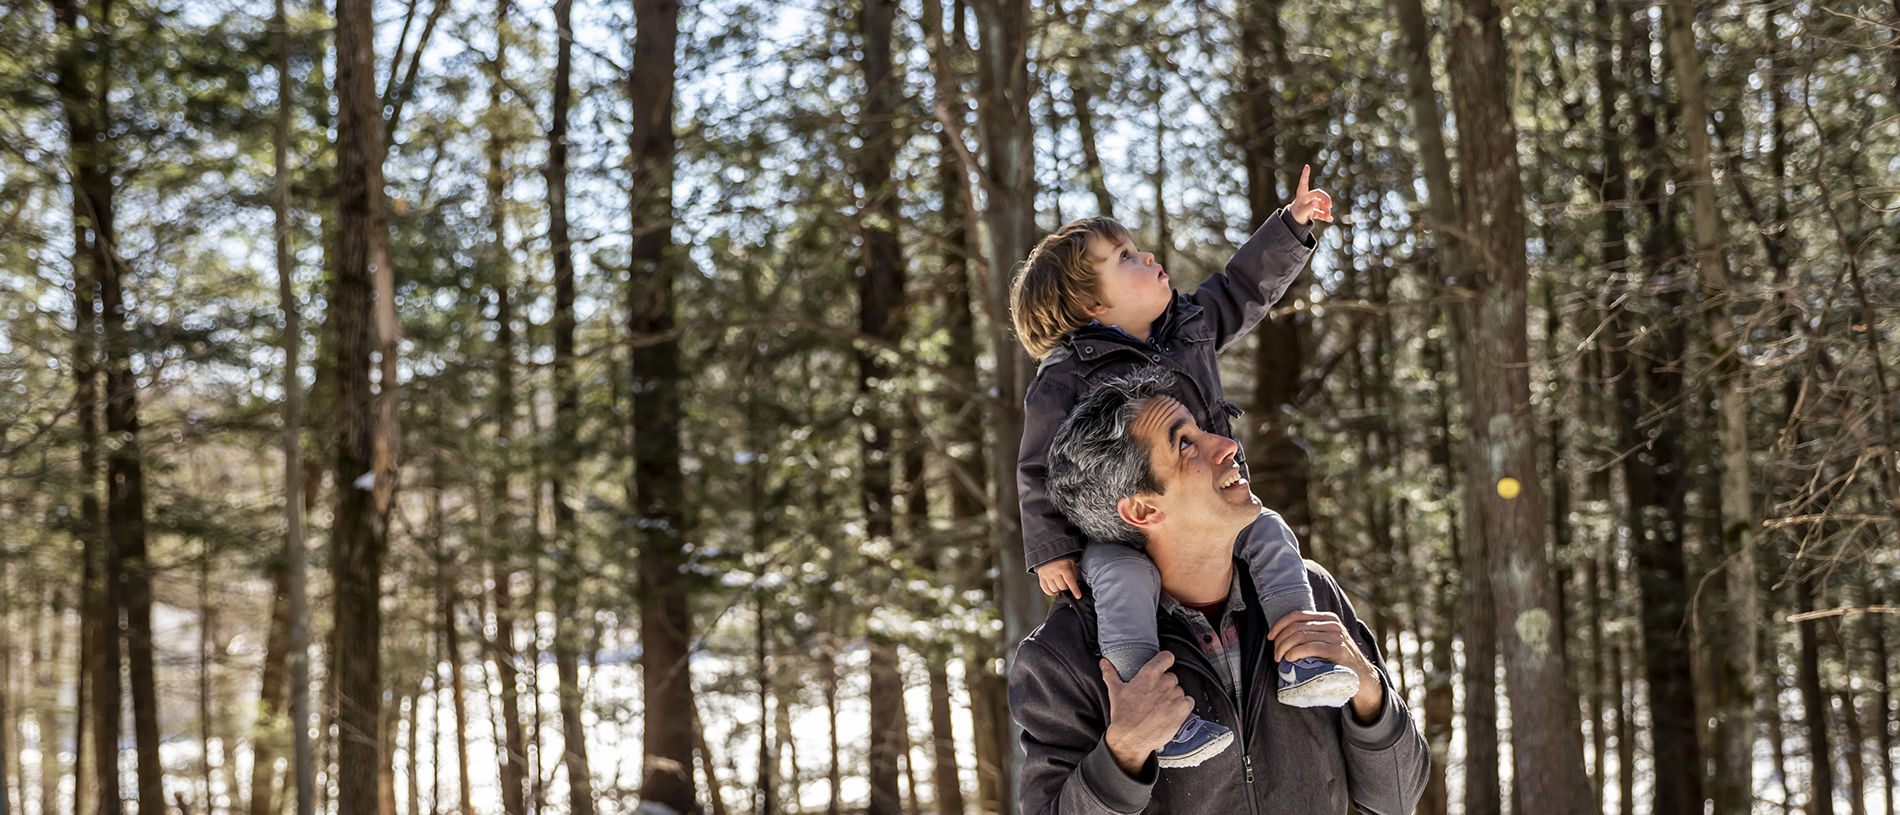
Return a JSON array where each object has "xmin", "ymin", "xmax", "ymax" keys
[{"xmin": 1212, "ymin": 434, "xmax": 1239, "ymax": 465}]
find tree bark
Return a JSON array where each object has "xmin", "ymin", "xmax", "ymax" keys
[
  {"xmin": 1239, "ymin": 0, "xmax": 1313, "ymax": 537},
  {"xmin": 272, "ymin": 5, "xmax": 315, "ymax": 813},
  {"xmin": 484, "ymin": 6, "xmax": 527, "ymax": 811},
  {"xmin": 1626, "ymin": 8, "xmax": 1708, "ymax": 808},
  {"xmin": 968, "ymin": 0, "xmax": 1040, "ymax": 697},
  {"xmin": 1661, "ymin": 4, "xmax": 1757, "ymax": 808},
  {"xmin": 629, "ymin": 0, "xmax": 696, "ymax": 809},
  {"xmin": 545, "ymin": 1, "xmax": 596, "ymax": 812},
  {"xmin": 928, "ymin": 656, "xmax": 966, "ymax": 815},
  {"xmin": 331, "ymin": 0, "xmax": 395, "ymax": 809},
  {"xmin": 1442, "ymin": 0, "xmax": 1591, "ymax": 805},
  {"xmin": 51, "ymin": 1, "xmax": 115, "ymax": 806},
  {"xmin": 251, "ymin": 566, "xmax": 293, "ymax": 815},
  {"xmin": 867, "ymin": 640, "xmax": 904, "ymax": 815},
  {"xmin": 1798, "ymin": 571, "xmax": 1834, "ymax": 815}
]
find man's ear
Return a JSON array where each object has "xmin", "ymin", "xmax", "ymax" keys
[{"xmin": 1117, "ymin": 493, "xmax": 1163, "ymax": 530}]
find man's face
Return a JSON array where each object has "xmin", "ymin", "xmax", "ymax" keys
[
  {"xmin": 1085, "ymin": 232, "xmax": 1172, "ymax": 328},
  {"xmin": 1124, "ymin": 396, "xmax": 1261, "ymax": 535}
]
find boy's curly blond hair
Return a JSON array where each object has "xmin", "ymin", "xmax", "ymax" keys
[{"xmin": 1010, "ymin": 217, "xmax": 1133, "ymax": 359}]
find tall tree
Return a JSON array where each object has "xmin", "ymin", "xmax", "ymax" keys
[
  {"xmin": 49, "ymin": 0, "xmax": 116, "ymax": 809},
  {"xmin": 546, "ymin": 0, "xmax": 597, "ymax": 810},
  {"xmin": 1237, "ymin": 0, "xmax": 1313, "ymax": 535},
  {"xmin": 1442, "ymin": 0, "xmax": 1592, "ymax": 805},
  {"xmin": 629, "ymin": 0, "xmax": 696, "ymax": 808},
  {"xmin": 857, "ymin": 0, "xmax": 908, "ymax": 811},
  {"xmin": 1663, "ymin": 2, "xmax": 1757, "ymax": 806},
  {"xmin": 484, "ymin": 5, "xmax": 529, "ymax": 812},
  {"xmin": 1625, "ymin": 6, "xmax": 1707, "ymax": 808},
  {"xmin": 330, "ymin": 0, "xmax": 397, "ymax": 809},
  {"xmin": 1388, "ymin": 0, "xmax": 1497, "ymax": 810}
]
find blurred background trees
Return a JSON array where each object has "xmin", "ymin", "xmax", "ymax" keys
[{"xmin": 0, "ymin": 0, "xmax": 1895, "ymax": 812}]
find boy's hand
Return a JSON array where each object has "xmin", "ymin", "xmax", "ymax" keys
[
  {"xmin": 1288, "ymin": 165, "xmax": 1334, "ymax": 225},
  {"xmin": 1036, "ymin": 558, "xmax": 1084, "ymax": 597}
]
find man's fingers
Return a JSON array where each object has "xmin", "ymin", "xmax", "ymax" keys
[{"xmin": 1100, "ymin": 659, "xmax": 1125, "ymax": 693}]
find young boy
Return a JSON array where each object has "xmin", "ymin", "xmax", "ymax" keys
[{"xmin": 1011, "ymin": 166, "xmax": 1360, "ymax": 769}]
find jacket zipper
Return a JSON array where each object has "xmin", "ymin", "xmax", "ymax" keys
[{"xmin": 1160, "ymin": 628, "xmax": 1262, "ymax": 814}]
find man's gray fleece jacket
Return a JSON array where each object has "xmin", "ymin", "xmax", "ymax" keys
[{"xmin": 1009, "ymin": 560, "xmax": 1430, "ymax": 815}]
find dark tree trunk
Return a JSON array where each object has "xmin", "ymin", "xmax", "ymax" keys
[
  {"xmin": 1626, "ymin": 8, "xmax": 1707, "ymax": 808},
  {"xmin": 250, "ymin": 566, "xmax": 293, "ymax": 815},
  {"xmin": 1390, "ymin": 0, "xmax": 1476, "ymax": 807},
  {"xmin": 331, "ymin": 0, "xmax": 394, "ymax": 809},
  {"xmin": 52, "ymin": 1, "xmax": 114, "ymax": 806},
  {"xmin": 485, "ymin": 5, "xmax": 528, "ymax": 810},
  {"xmin": 1798, "ymin": 573, "xmax": 1835, "ymax": 814},
  {"xmin": 1442, "ymin": 0, "xmax": 1591, "ymax": 804},
  {"xmin": 629, "ymin": 0, "xmax": 695, "ymax": 809},
  {"xmin": 1238, "ymin": 0, "xmax": 1312, "ymax": 537},
  {"xmin": 545, "ymin": 0, "xmax": 596, "ymax": 811},
  {"xmin": 858, "ymin": 0, "xmax": 907, "ymax": 811},
  {"xmin": 969, "ymin": 0, "xmax": 1040, "ymax": 683},
  {"xmin": 866, "ymin": 641, "xmax": 904, "ymax": 815},
  {"xmin": 928, "ymin": 656, "xmax": 967, "ymax": 815},
  {"xmin": 53, "ymin": 2, "xmax": 132, "ymax": 810}
]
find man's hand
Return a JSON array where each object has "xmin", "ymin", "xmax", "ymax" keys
[
  {"xmin": 1100, "ymin": 653, "xmax": 1194, "ymax": 777},
  {"xmin": 1269, "ymin": 610, "xmax": 1384, "ymax": 723},
  {"xmin": 1037, "ymin": 559, "xmax": 1083, "ymax": 597},
  {"xmin": 1287, "ymin": 165, "xmax": 1335, "ymax": 225}
]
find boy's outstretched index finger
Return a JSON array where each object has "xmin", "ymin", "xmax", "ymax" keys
[{"xmin": 1297, "ymin": 164, "xmax": 1311, "ymax": 199}]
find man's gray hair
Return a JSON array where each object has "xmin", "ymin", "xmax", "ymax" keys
[{"xmin": 1045, "ymin": 366, "xmax": 1174, "ymax": 548}]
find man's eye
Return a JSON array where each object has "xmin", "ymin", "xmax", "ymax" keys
[{"xmin": 1179, "ymin": 437, "xmax": 1192, "ymax": 451}]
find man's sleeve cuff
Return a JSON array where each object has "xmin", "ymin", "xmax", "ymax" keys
[
  {"xmin": 1342, "ymin": 686, "xmax": 1410, "ymax": 752},
  {"xmin": 1279, "ymin": 209, "xmax": 1316, "ymax": 247},
  {"xmin": 1078, "ymin": 739, "xmax": 1157, "ymax": 813}
]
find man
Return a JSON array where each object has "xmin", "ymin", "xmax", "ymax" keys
[{"xmin": 1010, "ymin": 366, "xmax": 1429, "ymax": 814}]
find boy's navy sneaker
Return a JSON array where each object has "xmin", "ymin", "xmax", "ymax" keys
[
  {"xmin": 1155, "ymin": 713, "xmax": 1235, "ymax": 769},
  {"xmin": 1276, "ymin": 657, "xmax": 1360, "ymax": 708}
]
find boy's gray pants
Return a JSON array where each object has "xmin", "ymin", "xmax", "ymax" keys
[{"xmin": 1082, "ymin": 510, "xmax": 1315, "ymax": 682}]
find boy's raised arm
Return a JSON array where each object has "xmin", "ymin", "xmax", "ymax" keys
[{"xmin": 1191, "ymin": 166, "xmax": 1331, "ymax": 352}]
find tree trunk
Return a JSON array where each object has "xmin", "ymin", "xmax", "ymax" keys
[
  {"xmin": 52, "ymin": 2, "xmax": 115, "ymax": 806},
  {"xmin": 928, "ymin": 656, "xmax": 966, "ymax": 815},
  {"xmin": 252, "ymin": 566, "xmax": 293, "ymax": 815},
  {"xmin": 484, "ymin": 6, "xmax": 528, "ymax": 809},
  {"xmin": 968, "ymin": 0, "xmax": 1040, "ymax": 699},
  {"xmin": 438, "ymin": 538, "xmax": 471, "ymax": 815},
  {"xmin": 272, "ymin": 2, "xmax": 315, "ymax": 810},
  {"xmin": 1626, "ymin": 8, "xmax": 1708, "ymax": 808},
  {"xmin": 55, "ymin": 0, "xmax": 165, "ymax": 802},
  {"xmin": 867, "ymin": 641, "xmax": 903, "ymax": 815},
  {"xmin": 545, "ymin": 0, "xmax": 596, "ymax": 811},
  {"xmin": 1390, "ymin": 0, "xmax": 1480, "ymax": 808},
  {"xmin": 1442, "ymin": 0, "xmax": 1591, "ymax": 805},
  {"xmin": 629, "ymin": 0, "xmax": 696, "ymax": 809},
  {"xmin": 1798, "ymin": 572, "xmax": 1834, "ymax": 815},
  {"xmin": 1239, "ymin": 0, "xmax": 1313, "ymax": 537},
  {"xmin": 332, "ymin": 0, "xmax": 395, "ymax": 809},
  {"xmin": 823, "ymin": 647, "xmax": 841, "ymax": 815},
  {"xmin": 1662, "ymin": 4, "xmax": 1757, "ymax": 808}
]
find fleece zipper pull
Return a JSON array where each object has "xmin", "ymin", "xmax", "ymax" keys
[{"xmin": 1244, "ymin": 754, "xmax": 1254, "ymax": 783}]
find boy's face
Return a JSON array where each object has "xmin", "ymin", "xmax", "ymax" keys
[{"xmin": 1085, "ymin": 232, "xmax": 1172, "ymax": 330}]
